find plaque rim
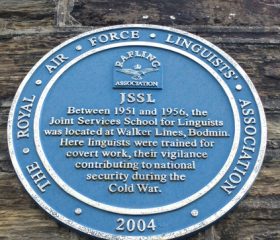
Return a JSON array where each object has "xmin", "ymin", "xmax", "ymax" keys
[{"xmin": 7, "ymin": 24, "xmax": 267, "ymax": 239}]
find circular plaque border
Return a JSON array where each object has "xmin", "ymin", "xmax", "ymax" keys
[
  {"xmin": 7, "ymin": 24, "xmax": 267, "ymax": 239},
  {"xmin": 33, "ymin": 41, "xmax": 241, "ymax": 215}
]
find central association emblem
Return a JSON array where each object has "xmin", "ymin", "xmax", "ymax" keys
[
  {"xmin": 117, "ymin": 64, "xmax": 159, "ymax": 80},
  {"xmin": 113, "ymin": 50, "xmax": 162, "ymax": 89}
]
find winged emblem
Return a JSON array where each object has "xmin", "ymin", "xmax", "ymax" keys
[{"xmin": 117, "ymin": 64, "xmax": 159, "ymax": 80}]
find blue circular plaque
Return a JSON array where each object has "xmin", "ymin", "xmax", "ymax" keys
[{"xmin": 8, "ymin": 25, "xmax": 267, "ymax": 239}]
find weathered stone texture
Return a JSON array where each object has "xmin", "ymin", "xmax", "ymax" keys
[
  {"xmin": 0, "ymin": 0, "xmax": 279, "ymax": 239},
  {"xmin": 0, "ymin": 0, "xmax": 56, "ymax": 31},
  {"xmin": 71, "ymin": 0, "xmax": 280, "ymax": 27}
]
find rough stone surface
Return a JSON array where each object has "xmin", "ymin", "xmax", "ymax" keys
[
  {"xmin": 0, "ymin": 0, "xmax": 279, "ymax": 239},
  {"xmin": 0, "ymin": 0, "xmax": 56, "ymax": 31},
  {"xmin": 71, "ymin": 0, "xmax": 280, "ymax": 27}
]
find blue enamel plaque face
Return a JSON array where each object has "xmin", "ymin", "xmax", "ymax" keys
[{"xmin": 8, "ymin": 25, "xmax": 267, "ymax": 239}]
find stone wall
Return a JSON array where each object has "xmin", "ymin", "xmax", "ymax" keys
[{"xmin": 0, "ymin": 1, "xmax": 279, "ymax": 239}]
